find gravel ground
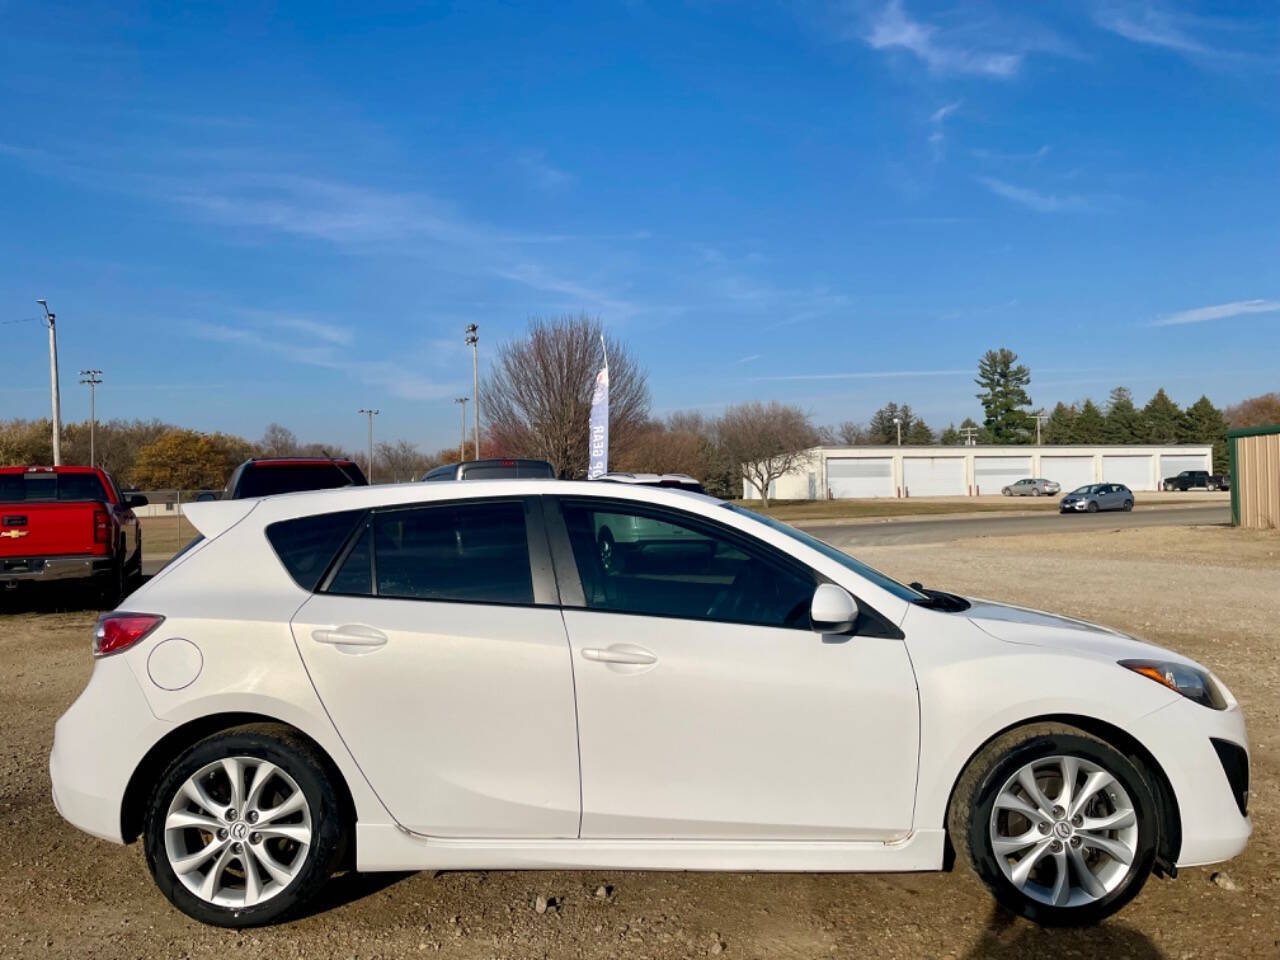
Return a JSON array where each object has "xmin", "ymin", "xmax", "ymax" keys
[{"xmin": 1, "ymin": 524, "xmax": 1276, "ymax": 959}]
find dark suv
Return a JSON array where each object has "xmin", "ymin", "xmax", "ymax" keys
[
  {"xmin": 223, "ymin": 457, "xmax": 368, "ymax": 499},
  {"xmin": 1162, "ymin": 470, "xmax": 1229, "ymax": 492}
]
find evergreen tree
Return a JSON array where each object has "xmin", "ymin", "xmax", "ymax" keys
[
  {"xmin": 907, "ymin": 419, "xmax": 935, "ymax": 445},
  {"xmin": 975, "ymin": 348, "xmax": 1033, "ymax": 443},
  {"xmin": 1103, "ymin": 387, "xmax": 1144, "ymax": 443},
  {"xmin": 1042, "ymin": 402, "xmax": 1077, "ymax": 444},
  {"xmin": 1141, "ymin": 388, "xmax": 1183, "ymax": 444},
  {"xmin": 1180, "ymin": 395, "xmax": 1229, "ymax": 471},
  {"xmin": 940, "ymin": 423, "xmax": 961, "ymax": 445},
  {"xmin": 1072, "ymin": 399, "xmax": 1106, "ymax": 443},
  {"xmin": 868, "ymin": 402, "xmax": 918, "ymax": 444}
]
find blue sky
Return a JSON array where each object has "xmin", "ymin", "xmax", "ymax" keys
[{"xmin": 2, "ymin": 1, "xmax": 1278, "ymax": 451}]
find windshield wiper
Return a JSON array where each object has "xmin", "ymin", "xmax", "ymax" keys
[{"xmin": 909, "ymin": 582, "xmax": 971, "ymax": 612}]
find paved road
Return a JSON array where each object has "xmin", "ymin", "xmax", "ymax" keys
[{"xmin": 799, "ymin": 503, "xmax": 1230, "ymax": 548}]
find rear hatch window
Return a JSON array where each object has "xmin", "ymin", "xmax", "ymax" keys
[
  {"xmin": 238, "ymin": 463, "xmax": 364, "ymax": 498},
  {"xmin": 0, "ymin": 472, "xmax": 108, "ymax": 502}
]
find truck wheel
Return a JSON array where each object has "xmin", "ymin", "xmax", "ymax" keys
[
  {"xmin": 1206, "ymin": 481, "xmax": 1217, "ymax": 491},
  {"xmin": 97, "ymin": 554, "xmax": 125, "ymax": 608}
]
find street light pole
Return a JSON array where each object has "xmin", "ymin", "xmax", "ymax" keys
[
  {"xmin": 358, "ymin": 408, "xmax": 379, "ymax": 482},
  {"xmin": 79, "ymin": 369, "xmax": 102, "ymax": 466},
  {"xmin": 37, "ymin": 300, "xmax": 62, "ymax": 465},
  {"xmin": 893, "ymin": 416, "xmax": 902, "ymax": 447},
  {"xmin": 465, "ymin": 323, "xmax": 479, "ymax": 460},
  {"xmin": 1033, "ymin": 413, "xmax": 1048, "ymax": 445},
  {"xmin": 454, "ymin": 398, "xmax": 468, "ymax": 462}
]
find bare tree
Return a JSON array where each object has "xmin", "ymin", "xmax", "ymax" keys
[
  {"xmin": 835, "ymin": 420, "xmax": 866, "ymax": 445},
  {"xmin": 260, "ymin": 423, "xmax": 299, "ymax": 457},
  {"xmin": 375, "ymin": 439, "xmax": 431, "ymax": 483},
  {"xmin": 717, "ymin": 402, "xmax": 817, "ymax": 508},
  {"xmin": 483, "ymin": 315, "xmax": 650, "ymax": 478}
]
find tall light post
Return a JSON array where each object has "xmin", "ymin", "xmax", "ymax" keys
[
  {"xmin": 37, "ymin": 299, "xmax": 62, "ymax": 465},
  {"xmin": 358, "ymin": 408, "xmax": 379, "ymax": 482},
  {"xmin": 892, "ymin": 416, "xmax": 903, "ymax": 447},
  {"xmin": 464, "ymin": 323, "xmax": 479, "ymax": 460},
  {"xmin": 1033, "ymin": 412, "xmax": 1048, "ymax": 446},
  {"xmin": 453, "ymin": 397, "xmax": 469, "ymax": 462},
  {"xmin": 79, "ymin": 369, "xmax": 102, "ymax": 467}
]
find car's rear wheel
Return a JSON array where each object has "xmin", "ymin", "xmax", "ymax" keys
[
  {"xmin": 948, "ymin": 723, "xmax": 1158, "ymax": 926},
  {"xmin": 1123, "ymin": 500, "xmax": 1133, "ymax": 512},
  {"xmin": 1206, "ymin": 481, "xmax": 1218, "ymax": 491},
  {"xmin": 143, "ymin": 724, "xmax": 346, "ymax": 927},
  {"xmin": 1032, "ymin": 488, "xmax": 1042, "ymax": 497}
]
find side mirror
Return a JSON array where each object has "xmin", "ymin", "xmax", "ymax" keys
[
  {"xmin": 810, "ymin": 583, "xmax": 859, "ymax": 635},
  {"xmin": 124, "ymin": 493, "xmax": 148, "ymax": 508}
]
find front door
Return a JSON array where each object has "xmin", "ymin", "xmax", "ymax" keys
[
  {"xmin": 290, "ymin": 497, "xmax": 580, "ymax": 838},
  {"xmin": 550, "ymin": 498, "xmax": 920, "ymax": 841}
]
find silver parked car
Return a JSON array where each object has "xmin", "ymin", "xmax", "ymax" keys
[
  {"xmin": 1001, "ymin": 477, "xmax": 1060, "ymax": 497},
  {"xmin": 1059, "ymin": 483, "xmax": 1134, "ymax": 513}
]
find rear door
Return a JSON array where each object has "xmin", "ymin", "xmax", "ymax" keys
[{"xmin": 288, "ymin": 497, "xmax": 581, "ymax": 838}]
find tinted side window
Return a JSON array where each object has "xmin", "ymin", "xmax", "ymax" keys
[
  {"xmin": 266, "ymin": 510, "xmax": 366, "ymax": 591},
  {"xmin": 559, "ymin": 501, "xmax": 815, "ymax": 629},
  {"xmin": 331, "ymin": 500, "xmax": 534, "ymax": 604}
]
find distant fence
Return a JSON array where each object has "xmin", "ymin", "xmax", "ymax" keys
[{"xmin": 130, "ymin": 490, "xmax": 221, "ymax": 518}]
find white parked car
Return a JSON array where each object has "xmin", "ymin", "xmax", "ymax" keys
[{"xmin": 50, "ymin": 481, "xmax": 1250, "ymax": 928}]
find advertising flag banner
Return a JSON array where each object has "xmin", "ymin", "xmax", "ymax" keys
[{"xmin": 587, "ymin": 362, "xmax": 609, "ymax": 479}]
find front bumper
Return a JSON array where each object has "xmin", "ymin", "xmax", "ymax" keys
[
  {"xmin": 1129, "ymin": 696, "xmax": 1251, "ymax": 868},
  {"xmin": 3, "ymin": 554, "xmax": 113, "ymax": 584},
  {"xmin": 1059, "ymin": 500, "xmax": 1090, "ymax": 511},
  {"xmin": 50, "ymin": 655, "xmax": 169, "ymax": 844}
]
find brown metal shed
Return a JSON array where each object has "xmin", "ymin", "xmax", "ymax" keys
[{"xmin": 1230, "ymin": 424, "xmax": 1280, "ymax": 529}]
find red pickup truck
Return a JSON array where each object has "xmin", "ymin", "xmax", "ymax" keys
[{"xmin": 0, "ymin": 466, "xmax": 146, "ymax": 605}]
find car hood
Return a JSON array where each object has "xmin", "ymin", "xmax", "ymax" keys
[{"xmin": 963, "ymin": 598, "xmax": 1191, "ymax": 664}]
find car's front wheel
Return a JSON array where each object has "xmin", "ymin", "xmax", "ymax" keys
[
  {"xmin": 1087, "ymin": 501, "xmax": 1099, "ymax": 513},
  {"xmin": 143, "ymin": 724, "xmax": 346, "ymax": 927},
  {"xmin": 948, "ymin": 723, "xmax": 1158, "ymax": 926}
]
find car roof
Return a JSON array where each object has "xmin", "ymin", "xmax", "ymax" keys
[{"xmin": 242, "ymin": 457, "xmax": 358, "ymax": 467}]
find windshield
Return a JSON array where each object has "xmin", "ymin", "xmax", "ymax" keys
[
  {"xmin": 723, "ymin": 504, "xmax": 924, "ymax": 602},
  {"xmin": 1069, "ymin": 485, "xmax": 1101, "ymax": 495}
]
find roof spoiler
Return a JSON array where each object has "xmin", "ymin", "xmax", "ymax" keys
[{"xmin": 182, "ymin": 499, "xmax": 259, "ymax": 540}]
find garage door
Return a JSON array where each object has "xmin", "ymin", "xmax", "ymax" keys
[
  {"xmin": 975, "ymin": 456, "xmax": 1031, "ymax": 495},
  {"xmin": 827, "ymin": 458, "xmax": 894, "ymax": 499},
  {"xmin": 1160, "ymin": 454, "xmax": 1208, "ymax": 483},
  {"xmin": 1102, "ymin": 455, "xmax": 1154, "ymax": 491},
  {"xmin": 903, "ymin": 457, "xmax": 965, "ymax": 497},
  {"xmin": 1040, "ymin": 456, "xmax": 1094, "ymax": 492}
]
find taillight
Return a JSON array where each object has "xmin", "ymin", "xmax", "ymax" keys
[
  {"xmin": 94, "ymin": 613, "xmax": 164, "ymax": 658},
  {"xmin": 93, "ymin": 507, "xmax": 110, "ymax": 544}
]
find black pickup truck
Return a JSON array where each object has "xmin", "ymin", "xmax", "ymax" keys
[{"xmin": 1162, "ymin": 469, "xmax": 1229, "ymax": 492}]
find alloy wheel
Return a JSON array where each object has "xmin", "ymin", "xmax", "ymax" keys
[
  {"xmin": 163, "ymin": 756, "xmax": 312, "ymax": 908},
  {"xmin": 989, "ymin": 754, "xmax": 1138, "ymax": 908}
]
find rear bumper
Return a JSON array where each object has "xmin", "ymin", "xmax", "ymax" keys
[
  {"xmin": 50, "ymin": 655, "xmax": 168, "ymax": 844},
  {"xmin": 2, "ymin": 554, "xmax": 112, "ymax": 584}
]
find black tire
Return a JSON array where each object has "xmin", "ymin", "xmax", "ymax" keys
[
  {"xmin": 1086, "ymin": 501, "xmax": 1099, "ymax": 513},
  {"xmin": 1123, "ymin": 500, "xmax": 1133, "ymax": 512},
  {"xmin": 96, "ymin": 553, "xmax": 125, "ymax": 608},
  {"xmin": 1002, "ymin": 487, "xmax": 1011, "ymax": 496},
  {"xmin": 1032, "ymin": 487, "xmax": 1042, "ymax": 496},
  {"xmin": 143, "ymin": 723, "xmax": 347, "ymax": 927},
  {"xmin": 947, "ymin": 723, "xmax": 1158, "ymax": 926}
]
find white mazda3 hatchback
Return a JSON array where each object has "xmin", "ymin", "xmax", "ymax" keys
[{"xmin": 50, "ymin": 481, "xmax": 1250, "ymax": 927}]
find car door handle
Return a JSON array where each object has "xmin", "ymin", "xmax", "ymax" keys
[
  {"xmin": 311, "ymin": 625, "xmax": 388, "ymax": 648},
  {"xmin": 581, "ymin": 645, "xmax": 657, "ymax": 665}
]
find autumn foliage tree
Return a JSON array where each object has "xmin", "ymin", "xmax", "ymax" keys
[{"xmin": 130, "ymin": 430, "xmax": 234, "ymax": 490}]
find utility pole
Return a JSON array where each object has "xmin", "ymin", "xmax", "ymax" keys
[
  {"xmin": 454, "ymin": 397, "xmax": 468, "ymax": 462},
  {"xmin": 960, "ymin": 426, "xmax": 979, "ymax": 446},
  {"xmin": 465, "ymin": 323, "xmax": 479, "ymax": 460},
  {"xmin": 358, "ymin": 408, "xmax": 379, "ymax": 482},
  {"xmin": 37, "ymin": 300, "xmax": 61, "ymax": 465},
  {"xmin": 1033, "ymin": 412, "xmax": 1048, "ymax": 446},
  {"xmin": 79, "ymin": 369, "xmax": 102, "ymax": 467},
  {"xmin": 892, "ymin": 416, "xmax": 903, "ymax": 447}
]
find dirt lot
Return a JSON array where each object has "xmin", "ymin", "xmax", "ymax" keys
[{"xmin": 1, "ymin": 524, "xmax": 1276, "ymax": 959}]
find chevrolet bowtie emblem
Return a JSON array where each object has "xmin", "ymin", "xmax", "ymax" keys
[{"xmin": 0, "ymin": 529, "xmax": 28, "ymax": 539}]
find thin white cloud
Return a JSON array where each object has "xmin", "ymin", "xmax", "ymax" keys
[
  {"xmin": 736, "ymin": 354, "xmax": 762, "ymax": 364},
  {"xmin": 751, "ymin": 368, "xmax": 971, "ymax": 382},
  {"xmin": 865, "ymin": 1, "xmax": 1022, "ymax": 77},
  {"xmin": 971, "ymin": 145, "xmax": 1051, "ymax": 164},
  {"xmin": 976, "ymin": 176, "xmax": 1088, "ymax": 213},
  {"xmin": 927, "ymin": 100, "xmax": 961, "ymax": 161},
  {"xmin": 1093, "ymin": 3, "xmax": 1275, "ymax": 65},
  {"xmin": 1095, "ymin": 4, "xmax": 1208, "ymax": 54},
  {"xmin": 1151, "ymin": 299, "xmax": 1280, "ymax": 327},
  {"xmin": 516, "ymin": 149, "xmax": 573, "ymax": 189}
]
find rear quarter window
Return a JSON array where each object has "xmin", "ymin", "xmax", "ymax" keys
[{"xmin": 265, "ymin": 510, "xmax": 366, "ymax": 591}]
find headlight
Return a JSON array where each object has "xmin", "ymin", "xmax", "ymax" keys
[{"xmin": 1119, "ymin": 659, "xmax": 1228, "ymax": 710}]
